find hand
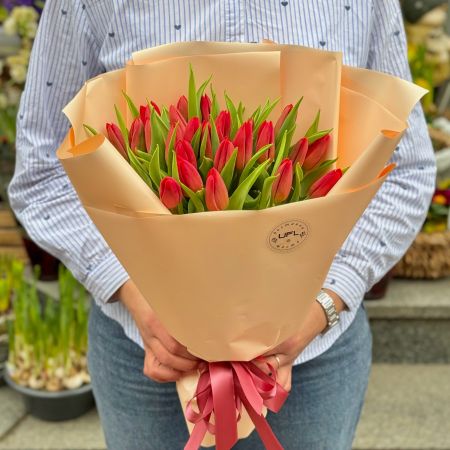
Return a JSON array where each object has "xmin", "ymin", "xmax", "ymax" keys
[
  {"xmin": 261, "ymin": 289, "xmax": 346, "ymax": 391},
  {"xmin": 116, "ymin": 280, "xmax": 202, "ymax": 383}
]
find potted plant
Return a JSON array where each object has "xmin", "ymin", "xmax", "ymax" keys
[
  {"xmin": 0, "ymin": 256, "xmax": 23, "ymax": 384},
  {"xmin": 5, "ymin": 266, "xmax": 94, "ymax": 421}
]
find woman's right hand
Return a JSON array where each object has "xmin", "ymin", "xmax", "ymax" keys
[{"xmin": 116, "ymin": 280, "xmax": 202, "ymax": 382}]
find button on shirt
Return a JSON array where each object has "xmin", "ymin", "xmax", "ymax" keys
[{"xmin": 8, "ymin": 0, "xmax": 436, "ymax": 364}]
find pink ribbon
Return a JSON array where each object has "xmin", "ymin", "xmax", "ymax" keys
[{"xmin": 184, "ymin": 361, "xmax": 289, "ymax": 450}]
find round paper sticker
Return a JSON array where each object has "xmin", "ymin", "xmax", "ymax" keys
[{"xmin": 268, "ymin": 220, "xmax": 308, "ymax": 252}]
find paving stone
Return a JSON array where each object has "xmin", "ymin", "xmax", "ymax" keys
[
  {"xmin": 0, "ymin": 388, "xmax": 26, "ymax": 439},
  {"xmin": 0, "ymin": 408, "xmax": 105, "ymax": 450},
  {"xmin": 354, "ymin": 364, "xmax": 450, "ymax": 450}
]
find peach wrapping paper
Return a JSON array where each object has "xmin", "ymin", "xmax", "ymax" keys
[{"xmin": 57, "ymin": 42, "xmax": 425, "ymax": 446}]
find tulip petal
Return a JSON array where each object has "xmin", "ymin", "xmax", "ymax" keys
[
  {"xmin": 220, "ymin": 148, "xmax": 238, "ymax": 190},
  {"xmin": 300, "ymin": 158, "xmax": 337, "ymax": 198}
]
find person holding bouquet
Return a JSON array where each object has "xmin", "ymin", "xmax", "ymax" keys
[{"xmin": 9, "ymin": 1, "xmax": 435, "ymax": 449}]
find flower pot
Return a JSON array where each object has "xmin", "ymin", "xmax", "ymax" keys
[{"xmin": 4, "ymin": 371, "xmax": 94, "ymax": 421}]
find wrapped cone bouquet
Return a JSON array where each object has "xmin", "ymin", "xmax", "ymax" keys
[{"xmin": 56, "ymin": 41, "xmax": 425, "ymax": 449}]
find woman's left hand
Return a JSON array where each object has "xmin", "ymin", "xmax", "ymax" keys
[{"xmin": 260, "ymin": 289, "xmax": 346, "ymax": 391}]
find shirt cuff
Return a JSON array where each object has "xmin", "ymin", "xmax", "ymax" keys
[
  {"xmin": 83, "ymin": 252, "xmax": 129, "ymax": 304},
  {"xmin": 322, "ymin": 260, "xmax": 367, "ymax": 311}
]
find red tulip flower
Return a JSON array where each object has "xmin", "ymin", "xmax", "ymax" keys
[
  {"xmin": 178, "ymin": 157, "xmax": 204, "ymax": 192},
  {"xmin": 159, "ymin": 177, "xmax": 183, "ymax": 209},
  {"xmin": 150, "ymin": 101, "xmax": 161, "ymax": 116},
  {"xmin": 106, "ymin": 123, "xmax": 127, "ymax": 159},
  {"xmin": 303, "ymin": 134, "xmax": 331, "ymax": 171},
  {"xmin": 175, "ymin": 139, "xmax": 197, "ymax": 167},
  {"xmin": 205, "ymin": 168, "xmax": 229, "ymax": 211},
  {"xmin": 165, "ymin": 123, "xmax": 184, "ymax": 161},
  {"xmin": 200, "ymin": 94, "xmax": 212, "ymax": 121},
  {"xmin": 140, "ymin": 105, "xmax": 151, "ymax": 123},
  {"xmin": 233, "ymin": 120, "xmax": 253, "ymax": 171},
  {"xmin": 184, "ymin": 117, "xmax": 201, "ymax": 142},
  {"xmin": 256, "ymin": 121, "xmax": 275, "ymax": 162},
  {"xmin": 169, "ymin": 104, "xmax": 187, "ymax": 131},
  {"xmin": 129, "ymin": 117, "xmax": 145, "ymax": 152},
  {"xmin": 272, "ymin": 159, "xmax": 293, "ymax": 204},
  {"xmin": 214, "ymin": 138, "xmax": 235, "ymax": 172},
  {"xmin": 274, "ymin": 104, "xmax": 293, "ymax": 137},
  {"xmin": 177, "ymin": 95, "xmax": 188, "ymax": 122},
  {"xmin": 202, "ymin": 122, "xmax": 212, "ymax": 158},
  {"xmin": 309, "ymin": 168, "xmax": 343, "ymax": 198},
  {"xmin": 216, "ymin": 110, "xmax": 231, "ymax": 141},
  {"xmin": 289, "ymin": 137, "xmax": 308, "ymax": 167}
]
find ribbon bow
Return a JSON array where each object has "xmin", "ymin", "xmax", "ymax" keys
[{"xmin": 185, "ymin": 360, "xmax": 289, "ymax": 450}]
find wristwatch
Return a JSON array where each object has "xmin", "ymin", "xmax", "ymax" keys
[{"xmin": 316, "ymin": 290, "xmax": 340, "ymax": 334}]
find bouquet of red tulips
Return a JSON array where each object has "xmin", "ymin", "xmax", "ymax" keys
[
  {"xmin": 58, "ymin": 41, "xmax": 425, "ymax": 450},
  {"xmin": 93, "ymin": 68, "xmax": 341, "ymax": 216}
]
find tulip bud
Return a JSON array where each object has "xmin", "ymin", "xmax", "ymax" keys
[
  {"xmin": 303, "ymin": 134, "xmax": 331, "ymax": 171},
  {"xmin": 200, "ymin": 94, "xmax": 212, "ymax": 121},
  {"xmin": 184, "ymin": 117, "xmax": 201, "ymax": 142},
  {"xmin": 272, "ymin": 159, "xmax": 293, "ymax": 204},
  {"xmin": 169, "ymin": 104, "xmax": 187, "ymax": 131},
  {"xmin": 233, "ymin": 120, "xmax": 253, "ymax": 171},
  {"xmin": 129, "ymin": 117, "xmax": 145, "ymax": 152},
  {"xmin": 177, "ymin": 95, "xmax": 188, "ymax": 122},
  {"xmin": 140, "ymin": 105, "xmax": 151, "ymax": 123},
  {"xmin": 214, "ymin": 138, "xmax": 235, "ymax": 172},
  {"xmin": 215, "ymin": 111, "xmax": 231, "ymax": 141},
  {"xmin": 274, "ymin": 104, "xmax": 293, "ymax": 137},
  {"xmin": 202, "ymin": 122, "xmax": 212, "ymax": 158},
  {"xmin": 205, "ymin": 168, "xmax": 229, "ymax": 211},
  {"xmin": 159, "ymin": 177, "xmax": 183, "ymax": 209},
  {"xmin": 175, "ymin": 139, "xmax": 197, "ymax": 167},
  {"xmin": 289, "ymin": 137, "xmax": 308, "ymax": 167},
  {"xmin": 178, "ymin": 157, "xmax": 204, "ymax": 192},
  {"xmin": 106, "ymin": 123, "xmax": 127, "ymax": 159},
  {"xmin": 309, "ymin": 169, "xmax": 343, "ymax": 198},
  {"xmin": 144, "ymin": 117, "xmax": 151, "ymax": 152},
  {"xmin": 256, "ymin": 121, "xmax": 275, "ymax": 162},
  {"xmin": 150, "ymin": 101, "xmax": 161, "ymax": 116}
]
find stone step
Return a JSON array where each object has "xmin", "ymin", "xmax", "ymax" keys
[
  {"xmin": 365, "ymin": 278, "xmax": 450, "ymax": 363},
  {"xmin": 0, "ymin": 364, "xmax": 448, "ymax": 450}
]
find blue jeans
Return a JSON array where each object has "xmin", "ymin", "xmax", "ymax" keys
[{"xmin": 88, "ymin": 302, "xmax": 372, "ymax": 450}]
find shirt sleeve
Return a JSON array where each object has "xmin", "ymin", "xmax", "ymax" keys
[
  {"xmin": 8, "ymin": 0, "xmax": 129, "ymax": 303},
  {"xmin": 322, "ymin": 0, "xmax": 436, "ymax": 309}
]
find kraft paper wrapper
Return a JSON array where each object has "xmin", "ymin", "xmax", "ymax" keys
[{"xmin": 57, "ymin": 42, "xmax": 426, "ymax": 446}]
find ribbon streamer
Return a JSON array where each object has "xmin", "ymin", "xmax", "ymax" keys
[{"xmin": 185, "ymin": 361, "xmax": 289, "ymax": 450}]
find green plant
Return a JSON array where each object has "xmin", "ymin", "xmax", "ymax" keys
[{"xmin": 7, "ymin": 266, "xmax": 90, "ymax": 391}]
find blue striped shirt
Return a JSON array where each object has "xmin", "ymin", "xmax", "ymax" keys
[{"xmin": 8, "ymin": 0, "xmax": 436, "ymax": 364}]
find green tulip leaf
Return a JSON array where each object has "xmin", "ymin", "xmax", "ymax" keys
[
  {"xmin": 122, "ymin": 91, "xmax": 139, "ymax": 118},
  {"xmin": 275, "ymin": 97, "xmax": 302, "ymax": 146},
  {"xmin": 160, "ymin": 106, "xmax": 170, "ymax": 128},
  {"xmin": 237, "ymin": 102, "xmax": 245, "ymax": 125},
  {"xmin": 181, "ymin": 183, "xmax": 205, "ymax": 212},
  {"xmin": 151, "ymin": 110, "xmax": 168, "ymax": 171},
  {"xmin": 210, "ymin": 85, "xmax": 220, "ymax": 120},
  {"xmin": 210, "ymin": 118, "xmax": 220, "ymax": 157},
  {"xmin": 127, "ymin": 148, "xmax": 153, "ymax": 188},
  {"xmin": 228, "ymin": 160, "xmax": 270, "ymax": 210},
  {"xmin": 254, "ymin": 98, "xmax": 280, "ymax": 133},
  {"xmin": 188, "ymin": 65, "xmax": 199, "ymax": 119},
  {"xmin": 199, "ymin": 126, "xmax": 209, "ymax": 160},
  {"xmin": 308, "ymin": 129, "xmax": 332, "ymax": 144},
  {"xmin": 220, "ymin": 148, "xmax": 238, "ymax": 190},
  {"xmin": 199, "ymin": 157, "xmax": 214, "ymax": 180},
  {"xmin": 225, "ymin": 93, "xmax": 239, "ymax": 137},
  {"xmin": 244, "ymin": 192, "xmax": 261, "ymax": 210},
  {"xmin": 114, "ymin": 105, "xmax": 129, "ymax": 144},
  {"xmin": 305, "ymin": 110, "xmax": 321, "ymax": 138},
  {"xmin": 171, "ymin": 150, "xmax": 180, "ymax": 182},
  {"xmin": 272, "ymin": 130, "xmax": 288, "ymax": 176},
  {"xmin": 290, "ymin": 163, "xmax": 304, "ymax": 203},
  {"xmin": 196, "ymin": 75, "xmax": 213, "ymax": 105},
  {"xmin": 83, "ymin": 124, "xmax": 98, "ymax": 136},
  {"xmin": 149, "ymin": 145, "xmax": 163, "ymax": 188},
  {"xmin": 191, "ymin": 125, "xmax": 202, "ymax": 157},
  {"xmin": 166, "ymin": 122, "xmax": 179, "ymax": 171},
  {"xmin": 136, "ymin": 150, "xmax": 151, "ymax": 161},
  {"xmin": 239, "ymin": 144, "xmax": 273, "ymax": 185},
  {"xmin": 259, "ymin": 174, "xmax": 279, "ymax": 209}
]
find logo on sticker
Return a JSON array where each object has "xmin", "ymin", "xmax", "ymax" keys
[{"xmin": 268, "ymin": 220, "xmax": 308, "ymax": 252}]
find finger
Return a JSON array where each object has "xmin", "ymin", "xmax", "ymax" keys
[
  {"xmin": 252, "ymin": 354, "xmax": 286, "ymax": 376},
  {"xmin": 143, "ymin": 351, "xmax": 182, "ymax": 383},
  {"xmin": 150, "ymin": 338, "xmax": 200, "ymax": 372},
  {"xmin": 153, "ymin": 323, "xmax": 200, "ymax": 361}
]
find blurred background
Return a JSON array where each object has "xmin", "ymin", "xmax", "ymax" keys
[{"xmin": 0, "ymin": 1, "xmax": 449, "ymax": 449}]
